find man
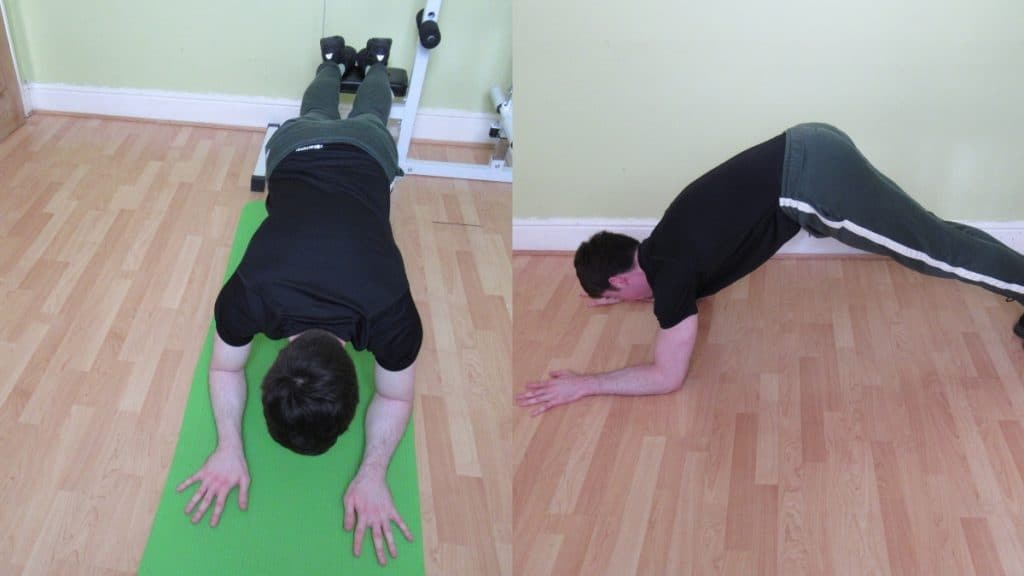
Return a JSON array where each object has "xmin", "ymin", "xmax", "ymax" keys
[
  {"xmin": 175, "ymin": 36, "xmax": 421, "ymax": 566},
  {"xmin": 517, "ymin": 123, "xmax": 1024, "ymax": 416}
]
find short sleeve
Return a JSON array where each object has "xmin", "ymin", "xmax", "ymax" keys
[
  {"xmin": 366, "ymin": 292, "xmax": 423, "ymax": 372},
  {"xmin": 214, "ymin": 273, "xmax": 262, "ymax": 346},
  {"xmin": 651, "ymin": 263, "xmax": 699, "ymax": 330}
]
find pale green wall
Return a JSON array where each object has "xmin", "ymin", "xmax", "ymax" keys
[
  {"xmin": 4, "ymin": 0, "xmax": 510, "ymax": 113},
  {"xmin": 514, "ymin": 0, "xmax": 1024, "ymax": 220}
]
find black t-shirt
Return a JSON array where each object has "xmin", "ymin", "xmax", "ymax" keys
[
  {"xmin": 638, "ymin": 132, "xmax": 799, "ymax": 329},
  {"xmin": 214, "ymin": 144, "xmax": 422, "ymax": 371}
]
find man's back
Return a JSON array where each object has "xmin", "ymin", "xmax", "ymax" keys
[
  {"xmin": 216, "ymin": 143, "xmax": 417, "ymax": 363},
  {"xmin": 639, "ymin": 132, "xmax": 798, "ymax": 328}
]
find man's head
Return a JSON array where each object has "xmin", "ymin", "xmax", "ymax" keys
[
  {"xmin": 574, "ymin": 231, "xmax": 652, "ymax": 301},
  {"xmin": 261, "ymin": 329, "xmax": 358, "ymax": 455}
]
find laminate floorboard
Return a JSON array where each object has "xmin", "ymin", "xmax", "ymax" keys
[
  {"xmin": 0, "ymin": 114, "xmax": 511, "ymax": 576},
  {"xmin": 514, "ymin": 253, "xmax": 1024, "ymax": 576}
]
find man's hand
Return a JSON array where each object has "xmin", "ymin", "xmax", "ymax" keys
[
  {"xmin": 585, "ymin": 296, "xmax": 623, "ymax": 308},
  {"xmin": 182, "ymin": 333, "xmax": 252, "ymax": 527},
  {"xmin": 579, "ymin": 290, "xmax": 622, "ymax": 308},
  {"xmin": 176, "ymin": 447, "xmax": 250, "ymax": 527},
  {"xmin": 518, "ymin": 315, "xmax": 701, "ymax": 416},
  {"xmin": 516, "ymin": 369, "xmax": 592, "ymax": 415},
  {"xmin": 343, "ymin": 472, "xmax": 413, "ymax": 566},
  {"xmin": 578, "ymin": 291, "xmax": 653, "ymax": 308}
]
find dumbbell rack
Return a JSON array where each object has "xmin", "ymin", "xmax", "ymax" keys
[
  {"xmin": 398, "ymin": 0, "xmax": 512, "ymax": 184},
  {"xmin": 250, "ymin": 0, "xmax": 511, "ymax": 192}
]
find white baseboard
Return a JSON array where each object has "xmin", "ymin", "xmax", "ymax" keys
[
  {"xmin": 404, "ymin": 108, "xmax": 498, "ymax": 144},
  {"xmin": 513, "ymin": 218, "xmax": 659, "ymax": 252},
  {"xmin": 24, "ymin": 83, "xmax": 497, "ymax": 143},
  {"xmin": 513, "ymin": 217, "xmax": 1024, "ymax": 255}
]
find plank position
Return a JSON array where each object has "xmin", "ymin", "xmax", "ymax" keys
[
  {"xmin": 517, "ymin": 123, "xmax": 1024, "ymax": 415},
  {"xmin": 177, "ymin": 36, "xmax": 421, "ymax": 566}
]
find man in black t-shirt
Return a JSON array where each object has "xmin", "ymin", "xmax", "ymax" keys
[
  {"xmin": 176, "ymin": 37, "xmax": 418, "ymax": 567},
  {"xmin": 517, "ymin": 124, "xmax": 1024, "ymax": 416}
]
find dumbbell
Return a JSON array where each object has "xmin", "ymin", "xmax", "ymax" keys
[{"xmin": 416, "ymin": 9, "xmax": 441, "ymax": 49}]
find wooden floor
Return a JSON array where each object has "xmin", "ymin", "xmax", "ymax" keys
[
  {"xmin": 9, "ymin": 113, "xmax": 1024, "ymax": 576},
  {"xmin": 514, "ymin": 253, "xmax": 1024, "ymax": 576},
  {"xmin": 0, "ymin": 114, "xmax": 510, "ymax": 576}
]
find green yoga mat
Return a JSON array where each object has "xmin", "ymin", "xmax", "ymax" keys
[{"xmin": 139, "ymin": 201, "xmax": 425, "ymax": 575}]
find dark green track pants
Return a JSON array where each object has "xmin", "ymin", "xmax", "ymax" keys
[
  {"xmin": 264, "ymin": 62, "xmax": 401, "ymax": 182},
  {"xmin": 780, "ymin": 123, "xmax": 1024, "ymax": 303}
]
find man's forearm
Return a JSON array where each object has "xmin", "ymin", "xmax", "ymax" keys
[
  {"xmin": 356, "ymin": 392, "xmax": 412, "ymax": 480},
  {"xmin": 208, "ymin": 369, "xmax": 247, "ymax": 452},
  {"xmin": 583, "ymin": 363, "xmax": 682, "ymax": 398}
]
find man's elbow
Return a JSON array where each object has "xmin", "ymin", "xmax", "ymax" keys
[
  {"xmin": 654, "ymin": 368, "xmax": 686, "ymax": 395},
  {"xmin": 209, "ymin": 367, "xmax": 245, "ymax": 381},
  {"xmin": 661, "ymin": 377, "xmax": 684, "ymax": 395},
  {"xmin": 374, "ymin": 388, "xmax": 415, "ymax": 404}
]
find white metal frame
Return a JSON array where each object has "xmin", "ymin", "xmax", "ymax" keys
[{"xmin": 395, "ymin": 0, "xmax": 511, "ymax": 183}]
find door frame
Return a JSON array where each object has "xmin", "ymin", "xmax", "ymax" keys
[{"xmin": 0, "ymin": 0, "xmax": 28, "ymax": 114}]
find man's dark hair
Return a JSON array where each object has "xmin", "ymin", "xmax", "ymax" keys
[
  {"xmin": 574, "ymin": 231, "xmax": 640, "ymax": 297},
  {"xmin": 261, "ymin": 329, "xmax": 358, "ymax": 456}
]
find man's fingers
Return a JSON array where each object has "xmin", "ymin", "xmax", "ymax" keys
[
  {"xmin": 524, "ymin": 381, "xmax": 550, "ymax": 390},
  {"xmin": 517, "ymin": 392, "xmax": 545, "ymax": 406},
  {"xmin": 392, "ymin": 512, "xmax": 413, "ymax": 542},
  {"xmin": 176, "ymin": 473, "xmax": 199, "ymax": 493},
  {"xmin": 238, "ymin": 477, "xmax": 250, "ymax": 510},
  {"xmin": 585, "ymin": 297, "xmax": 621, "ymax": 308},
  {"xmin": 531, "ymin": 403, "xmax": 551, "ymax": 417},
  {"xmin": 383, "ymin": 524, "xmax": 398, "ymax": 559},
  {"xmin": 372, "ymin": 525, "xmax": 386, "ymax": 565},
  {"xmin": 353, "ymin": 519, "xmax": 366, "ymax": 557},
  {"xmin": 211, "ymin": 491, "xmax": 227, "ymax": 527},
  {"xmin": 185, "ymin": 484, "xmax": 206, "ymax": 515},
  {"xmin": 343, "ymin": 497, "xmax": 355, "ymax": 531},
  {"xmin": 191, "ymin": 489, "xmax": 215, "ymax": 524}
]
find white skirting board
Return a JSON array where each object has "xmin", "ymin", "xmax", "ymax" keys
[
  {"xmin": 23, "ymin": 83, "xmax": 498, "ymax": 143},
  {"xmin": 513, "ymin": 218, "xmax": 1024, "ymax": 255}
]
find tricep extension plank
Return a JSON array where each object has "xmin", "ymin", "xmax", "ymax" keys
[{"xmin": 138, "ymin": 202, "xmax": 426, "ymax": 575}]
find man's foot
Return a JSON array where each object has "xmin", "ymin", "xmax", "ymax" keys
[
  {"xmin": 1015, "ymin": 313, "xmax": 1024, "ymax": 339},
  {"xmin": 358, "ymin": 37, "xmax": 392, "ymax": 70},
  {"xmin": 320, "ymin": 35, "xmax": 347, "ymax": 64}
]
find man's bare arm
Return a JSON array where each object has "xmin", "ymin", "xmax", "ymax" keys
[
  {"xmin": 208, "ymin": 336, "xmax": 251, "ymax": 449},
  {"xmin": 359, "ymin": 362, "xmax": 414, "ymax": 478},
  {"xmin": 343, "ymin": 361, "xmax": 416, "ymax": 566},
  {"xmin": 176, "ymin": 334, "xmax": 252, "ymax": 526},
  {"xmin": 517, "ymin": 314, "xmax": 699, "ymax": 415}
]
